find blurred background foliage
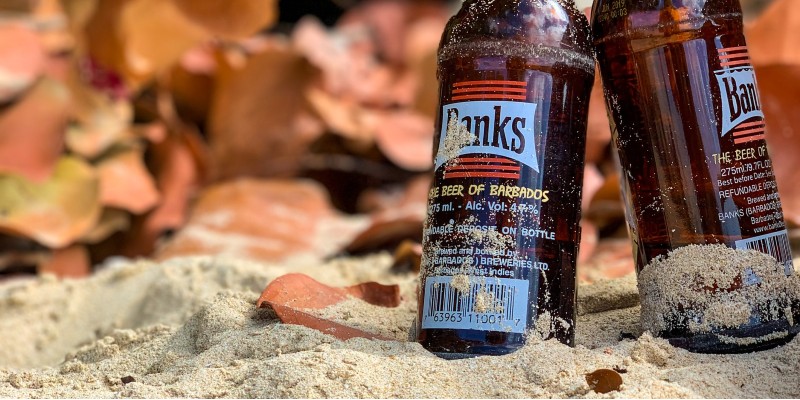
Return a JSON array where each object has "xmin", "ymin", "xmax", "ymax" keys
[{"xmin": 0, "ymin": 0, "xmax": 793, "ymax": 282}]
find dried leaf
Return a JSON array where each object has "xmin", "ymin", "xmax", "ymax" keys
[
  {"xmin": 97, "ymin": 148, "xmax": 160, "ymax": 214},
  {"xmin": 0, "ymin": 78, "xmax": 69, "ymax": 181},
  {"xmin": 157, "ymin": 179, "xmax": 365, "ymax": 262},
  {"xmin": 345, "ymin": 217, "xmax": 423, "ymax": 255},
  {"xmin": 756, "ymin": 66, "xmax": 800, "ymax": 225},
  {"xmin": 586, "ymin": 72, "xmax": 612, "ymax": 163},
  {"xmin": 80, "ymin": 208, "xmax": 130, "ymax": 244},
  {"xmin": 585, "ymin": 368, "xmax": 623, "ymax": 394},
  {"xmin": 65, "ymin": 74, "xmax": 133, "ymax": 158},
  {"xmin": 391, "ymin": 240, "xmax": 422, "ymax": 273},
  {"xmin": 373, "ymin": 110, "xmax": 434, "ymax": 171},
  {"xmin": 172, "ymin": 0, "xmax": 278, "ymax": 38},
  {"xmin": 0, "ymin": 157, "xmax": 101, "ymax": 248},
  {"xmin": 256, "ymin": 273, "xmax": 400, "ymax": 341},
  {"xmin": 83, "ymin": 0, "xmax": 208, "ymax": 89},
  {"xmin": 123, "ymin": 126, "xmax": 204, "ymax": 257},
  {"xmin": 0, "ymin": 23, "xmax": 46, "ymax": 103},
  {"xmin": 38, "ymin": 244, "xmax": 90, "ymax": 278},
  {"xmin": 746, "ymin": 0, "xmax": 800, "ymax": 67},
  {"xmin": 209, "ymin": 45, "xmax": 324, "ymax": 179}
]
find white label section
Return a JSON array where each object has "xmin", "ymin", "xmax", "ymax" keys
[
  {"xmin": 435, "ymin": 101, "xmax": 538, "ymax": 172},
  {"xmin": 735, "ymin": 230, "xmax": 794, "ymax": 276},
  {"xmin": 714, "ymin": 67, "xmax": 765, "ymax": 137},
  {"xmin": 421, "ymin": 276, "xmax": 529, "ymax": 333}
]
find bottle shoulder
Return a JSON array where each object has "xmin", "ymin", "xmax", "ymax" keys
[
  {"xmin": 441, "ymin": 0, "xmax": 594, "ymax": 57},
  {"xmin": 591, "ymin": 0, "xmax": 743, "ymax": 43}
]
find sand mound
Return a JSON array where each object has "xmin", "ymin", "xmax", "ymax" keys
[{"xmin": 0, "ymin": 255, "xmax": 799, "ymax": 398}]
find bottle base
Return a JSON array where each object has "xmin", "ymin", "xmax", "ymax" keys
[
  {"xmin": 663, "ymin": 319, "xmax": 800, "ymax": 354},
  {"xmin": 430, "ymin": 344, "xmax": 523, "ymax": 360}
]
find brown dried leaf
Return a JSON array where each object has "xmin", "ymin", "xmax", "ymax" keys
[
  {"xmin": 391, "ymin": 240, "xmax": 422, "ymax": 273},
  {"xmin": 157, "ymin": 179, "xmax": 364, "ymax": 262},
  {"xmin": 38, "ymin": 244, "xmax": 90, "ymax": 278},
  {"xmin": 83, "ymin": 0, "xmax": 208, "ymax": 89},
  {"xmin": 97, "ymin": 148, "xmax": 160, "ymax": 214},
  {"xmin": 209, "ymin": 45, "xmax": 324, "ymax": 180},
  {"xmin": 756, "ymin": 66, "xmax": 800, "ymax": 225},
  {"xmin": 65, "ymin": 75, "xmax": 133, "ymax": 158},
  {"xmin": 746, "ymin": 0, "xmax": 800, "ymax": 67},
  {"xmin": 586, "ymin": 72, "xmax": 612, "ymax": 163},
  {"xmin": 0, "ymin": 23, "xmax": 46, "ymax": 103},
  {"xmin": 256, "ymin": 273, "xmax": 399, "ymax": 341},
  {"xmin": 0, "ymin": 78, "xmax": 69, "ymax": 181},
  {"xmin": 172, "ymin": 0, "xmax": 278, "ymax": 38},
  {"xmin": 373, "ymin": 110, "xmax": 434, "ymax": 171},
  {"xmin": 345, "ymin": 217, "xmax": 423, "ymax": 255},
  {"xmin": 80, "ymin": 208, "xmax": 130, "ymax": 245},
  {"xmin": 0, "ymin": 157, "xmax": 100, "ymax": 248},
  {"xmin": 123, "ymin": 126, "xmax": 204, "ymax": 257}
]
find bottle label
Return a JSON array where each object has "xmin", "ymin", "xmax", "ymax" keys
[
  {"xmin": 435, "ymin": 101, "xmax": 539, "ymax": 172},
  {"xmin": 421, "ymin": 79, "xmax": 555, "ymax": 334},
  {"xmin": 712, "ymin": 45, "xmax": 793, "ymax": 272},
  {"xmin": 421, "ymin": 276, "xmax": 529, "ymax": 333}
]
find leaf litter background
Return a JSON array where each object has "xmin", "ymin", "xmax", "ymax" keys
[{"xmin": 0, "ymin": 0, "xmax": 796, "ymax": 339}]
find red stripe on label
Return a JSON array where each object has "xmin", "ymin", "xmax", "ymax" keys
[
  {"xmin": 718, "ymin": 53, "xmax": 751, "ymax": 61},
  {"xmin": 453, "ymin": 80, "xmax": 527, "ymax": 88},
  {"xmin": 452, "ymin": 87, "xmax": 528, "ymax": 94},
  {"xmin": 734, "ymin": 135, "xmax": 765, "ymax": 144},
  {"xmin": 718, "ymin": 46, "xmax": 748, "ymax": 53},
  {"xmin": 733, "ymin": 128, "xmax": 766, "ymax": 137},
  {"xmin": 445, "ymin": 171, "xmax": 521, "ymax": 179},
  {"xmin": 445, "ymin": 165, "xmax": 521, "ymax": 172},
  {"xmin": 456, "ymin": 157, "xmax": 516, "ymax": 164},
  {"xmin": 721, "ymin": 59, "xmax": 752, "ymax": 67},
  {"xmin": 733, "ymin": 121, "xmax": 766, "ymax": 130},
  {"xmin": 451, "ymin": 94, "xmax": 528, "ymax": 101}
]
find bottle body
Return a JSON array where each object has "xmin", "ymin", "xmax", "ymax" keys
[
  {"xmin": 417, "ymin": 0, "xmax": 594, "ymax": 358},
  {"xmin": 592, "ymin": 0, "xmax": 798, "ymax": 352}
]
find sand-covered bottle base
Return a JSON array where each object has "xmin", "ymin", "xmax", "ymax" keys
[{"xmin": 638, "ymin": 244, "xmax": 800, "ymax": 352}]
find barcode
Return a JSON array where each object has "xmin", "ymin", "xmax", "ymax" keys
[
  {"xmin": 735, "ymin": 230, "xmax": 795, "ymax": 276},
  {"xmin": 420, "ymin": 276, "xmax": 528, "ymax": 333}
]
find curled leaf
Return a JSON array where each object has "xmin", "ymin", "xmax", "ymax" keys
[
  {"xmin": 97, "ymin": 148, "xmax": 160, "ymax": 214},
  {"xmin": 0, "ymin": 157, "xmax": 100, "ymax": 248},
  {"xmin": 256, "ymin": 273, "xmax": 400, "ymax": 341},
  {"xmin": 156, "ymin": 179, "xmax": 364, "ymax": 262},
  {"xmin": 0, "ymin": 78, "xmax": 69, "ymax": 181},
  {"xmin": 209, "ymin": 45, "xmax": 323, "ymax": 179},
  {"xmin": 0, "ymin": 23, "xmax": 46, "ymax": 103},
  {"xmin": 173, "ymin": 0, "xmax": 278, "ymax": 38},
  {"xmin": 38, "ymin": 244, "xmax": 90, "ymax": 278}
]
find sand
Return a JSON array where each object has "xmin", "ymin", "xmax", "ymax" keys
[{"xmin": 0, "ymin": 254, "xmax": 799, "ymax": 398}]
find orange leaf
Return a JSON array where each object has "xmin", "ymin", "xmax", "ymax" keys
[
  {"xmin": 757, "ymin": 66, "xmax": 800, "ymax": 226},
  {"xmin": 156, "ymin": 179, "xmax": 364, "ymax": 262},
  {"xmin": 256, "ymin": 273, "xmax": 400, "ymax": 341},
  {"xmin": 0, "ymin": 78, "xmax": 69, "ymax": 181},
  {"xmin": 83, "ymin": 0, "xmax": 208, "ymax": 89},
  {"xmin": 746, "ymin": 0, "xmax": 800, "ymax": 67},
  {"xmin": 0, "ymin": 157, "xmax": 101, "ymax": 249},
  {"xmin": 0, "ymin": 23, "xmax": 46, "ymax": 103},
  {"xmin": 123, "ymin": 126, "xmax": 203, "ymax": 257},
  {"xmin": 38, "ymin": 244, "xmax": 91, "ymax": 278},
  {"xmin": 208, "ymin": 45, "xmax": 323, "ymax": 180},
  {"xmin": 172, "ymin": 0, "xmax": 278, "ymax": 38},
  {"xmin": 97, "ymin": 148, "xmax": 160, "ymax": 214},
  {"xmin": 373, "ymin": 110, "xmax": 434, "ymax": 171}
]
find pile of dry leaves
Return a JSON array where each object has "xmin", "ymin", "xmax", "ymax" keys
[{"xmin": 0, "ymin": 0, "xmax": 796, "ymax": 282}]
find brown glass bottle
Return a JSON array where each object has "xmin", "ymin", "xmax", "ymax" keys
[
  {"xmin": 416, "ymin": 0, "xmax": 594, "ymax": 358},
  {"xmin": 592, "ymin": 0, "xmax": 799, "ymax": 352}
]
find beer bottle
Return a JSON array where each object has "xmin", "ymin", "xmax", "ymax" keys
[
  {"xmin": 592, "ymin": 0, "xmax": 799, "ymax": 352},
  {"xmin": 416, "ymin": 0, "xmax": 595, "ymax": 358}
]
